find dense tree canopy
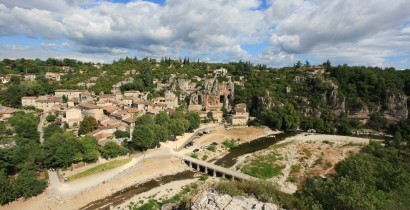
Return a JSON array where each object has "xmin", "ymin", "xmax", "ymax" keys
[{"xmin": 78, "ymin": 116, "xmax": 98, "ymax": 135}]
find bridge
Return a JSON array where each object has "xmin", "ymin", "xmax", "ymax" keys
[{"xmin": 174, "ymin": 153, "xmax": 257, "ymax": 181}]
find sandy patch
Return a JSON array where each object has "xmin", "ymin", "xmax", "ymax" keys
[{"xmin": 2, "ymin": 156, "xmax": 189, "ymax": 210}]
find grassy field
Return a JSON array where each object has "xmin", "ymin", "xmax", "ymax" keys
[
  {"xmin": 241, "ymin": 152, "xmax": 285, "ymax": 179},
  {"xmin": 68, "ymin": 158, "xmax": 132, "ymax": 181}
]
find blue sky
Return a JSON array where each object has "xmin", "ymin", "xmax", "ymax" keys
[{"xmin": 0, "ymin": 0, "xmax": 410, "ymax": 68}]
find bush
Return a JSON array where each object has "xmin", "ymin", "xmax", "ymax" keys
[
  {"xmin": 114, "ymin": 130, "xmax": 130, "ymax": 139},
  {"xmin": 207, "ymin": 145, "xmax": 216, "ymax": 152},
  {"xmin": 222, "ymin": 138, "xmax": 239, "ymax": 149},
  {"xmin": 46, "ymin": 114, "xmax": 57, "ymax": 122}
]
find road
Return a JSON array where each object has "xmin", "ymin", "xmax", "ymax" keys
[
  {"xmin": 47, "ymin": 146, "xmax": 174, "ymax": 198},
  {"xmin": 37, "ymin": 112, "xmax": 45, "ymax": 144}
]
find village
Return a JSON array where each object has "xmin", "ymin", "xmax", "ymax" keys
[{"xmin": 0, "ymin": 67, "xmax": 250, "ymax": 147}]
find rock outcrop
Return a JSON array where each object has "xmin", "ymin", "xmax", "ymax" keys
[
  {"xmin": 191, "ymin": 191, "xmax": 279, "ymax": 210},
  {"xmin": 382, "ymin": 91, "xmax": 408, "ymax": 122},
  {"xmin": 321, "ymin": 82, "xmax": 345, "ymax": 116},
  {"xmin": 189, "ymin": 78, "xmax": 234, "ymax": 111},
  {"xmin": 256, "ymin": 91, "xmax": 275, "ymax": 117}
]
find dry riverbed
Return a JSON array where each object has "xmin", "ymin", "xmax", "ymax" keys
[{"xmin": 234, "ymin": 133, "xmax": 371, "ymax": 193}]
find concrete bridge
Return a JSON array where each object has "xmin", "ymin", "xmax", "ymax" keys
[{"xmin": 174, "ymin": 153, "xmax": 257, "ymax": 181}]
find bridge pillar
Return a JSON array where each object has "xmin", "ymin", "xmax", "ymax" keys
[
  {"xmin": 189, "ymin": 161, "xmax": 192, "ymax": 168},
  {"xmin": 222, "ymin": 173, "xmax": 225, "ymax": 178},
  {"xmin": 212, "ymin": 170, "xmax": 216, "ymax": 177},
  {"xmin": 205, "ymin": 167, "xmax": 208, "ymax": 174},
  {"xmin": 231, "ymin": 176, "xmax": 235, "ymax": 181},
  {"xmin": 196, "ymin": 164, "xmax": 200, "ymax": 171}
]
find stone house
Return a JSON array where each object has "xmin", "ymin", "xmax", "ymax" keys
[
  {"xmin": 64, "ymin": 108, "xmax": 83, "ymax": 127},
  {"xmin": 24, "ymin": 74, "xmax": 36, "ymax": 81},
  {"xmin": 45, "ymin": 72, "xmax": 61, "ymax": 81},
  {"xmin": 78, "ymin": 103, "xmax": 104, "ymax": 121},
  {"xmin": 228, "ymin": 103, "xmax": 249, "ymax": 126}
]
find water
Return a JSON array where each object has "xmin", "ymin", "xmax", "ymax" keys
[
  {"xmin": 79, "ymin": 171, "xmax": 195, "ymax": 210},
  {"xmin": 214, "ymin": 132, "xmax": 296, "ymax": 168}
]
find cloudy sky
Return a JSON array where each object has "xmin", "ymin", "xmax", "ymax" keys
[{"xmin": 1, "ymin": 0, "xmax": 410, "ymax": 68}]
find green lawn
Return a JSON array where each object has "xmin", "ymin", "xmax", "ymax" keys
[{"xmin": 68, "ymin": 158, "xmax": 132, "ymax": 181}]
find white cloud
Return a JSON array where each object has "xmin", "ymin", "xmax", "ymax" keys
[{"xmin": 0, "ymin": 0, "xmax": 410, "ymax": 67}]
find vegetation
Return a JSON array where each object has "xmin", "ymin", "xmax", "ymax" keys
[
  {"xmin": 216, "ymin": 180, "xmax": 304, "ymax": 209},
  {"xmin": 100, "ymin": 141, "xmax": 129, "ymax": 159},
  {"xmin": 78, "ymin": 116, "xmax": 98, "ymax": 135},
  {"xmin": 222, "ymin": 138, "xmax": 239, "ymax": 149},
  {"xmin": 241, "ymin": 153, "xmax": 285, "ymax": 179},
  {"xmin": 68, "ymin": 158, "xmax": 131, "ymax": 181},
  {"xmin": 296, "ymin": 141, "xmax": 410, "ymax": 210}
]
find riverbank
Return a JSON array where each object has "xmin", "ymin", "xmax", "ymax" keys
[
  {"xmin": 235, "ymin": 133, "xmax": 371, "ymax": 194},
  {"xmin": 178, "ymin": 125, "xmax": 279, "ymax": 163}
]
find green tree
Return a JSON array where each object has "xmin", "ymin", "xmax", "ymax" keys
[
  {"xmin": 78, "ymin": 116, "xmax": 98, "ymax": 135},
  {"xmin": 101, "ymin": 141, "xmax": 128, "ymax": 159},
  {"xmin": 168, "ymin": 119, "xmax": 188, "ymax": 136},
  {"xmin": 114, "ymin": 130, "xmax": 130, "ymax": 139},
  {"xmin": 43, "ymin": 132, "xmax": 81, "ymax": 168},
  {"xmin": 136, "ymin": 114, "xmax": 155, "ymax": 125},
  {"xmin": 14, "ymin": 169, "xmax": 46, "ymax": 199},
  {"xmin": 43, "ymin": 123, "xmax": 62, "ymax": 140},
  {"xmin": 185, "ymin": 111, "xmax": 201, "ymax": 130},
  {"xmin": 0, "ymin": 171, "xmax": 16, "ymax": 205},
  {"xmin": 133, "ymin": 125, "xmax": 155, "ymax": 150},
  {"xmin": 79, "ymin": 136, "xmax": 100, "ymax": 163},
  {"xmin": 155, "ymin": 111, "xmax": 170, "ymax": 126},
  {"xmin": 46, "ymin": 114, "xmax": 56, "ymax": 122}
]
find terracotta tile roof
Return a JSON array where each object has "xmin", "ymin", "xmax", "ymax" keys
[{"xmin": 125, "ymin": 108, "xmax": 139, "ymax": 113}]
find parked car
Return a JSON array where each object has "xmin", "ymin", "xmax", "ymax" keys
[
  {"xmin": 203, "ymin": 130, "xmax": 211, "ymax": 134},
  {"xmin": 193, "ymin": 149, "xmax": 199, "ymax": 153},
  {"xmin": 200, "ymin": 145, "xmax": 208, "ymax": 149},
  {"xmin": 210, "ymin": 142, "xmax": 218, "ymax": 146}
]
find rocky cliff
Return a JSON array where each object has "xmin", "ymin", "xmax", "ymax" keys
[
  {"xmin": 381, "ymin": 91, "xmax": 408, "ymax": 122},
  {"xmin": 321, "ymin": 81, "xmax": 345, "ymax": 116},
  {"xmin": 191, "ymin": 191, "xmax": 279, "ymax": 210}
]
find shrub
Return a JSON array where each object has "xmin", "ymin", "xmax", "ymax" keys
[
  {"xmin": 46, "ymin": 114, "xmax": 56, "ymax": 122},
  {"xmin": 207, "ymin": 145, "xmax": 216, "ymax": 152}
]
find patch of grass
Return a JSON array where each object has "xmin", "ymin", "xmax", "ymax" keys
[
  {"xmin": 325, "ymin": 161, "xmax": 333, "ymax": 169},
  {"xmin": 314, "ymin": 156, "xmax": 324, "ymax": 166},
  {"xmin": 191, "ymin": 153, "xmax": 198, "ymax": 159},
  {"xmin": 222, "ymin": 138, "xmax": 239, "ymax": 149},
  {"xmin": 302, "ymin": 148, "xmax": 312, "ymax": 158},
  {"xmin": 322, "ymin": 140, "xmax": 334, "ymax": 146},
  {"xmin": 202, "ymin": 154, "xmax": 208, "ymax": 160},
  {"xmin": 271, "ymin": 141, "xmax": 293, "ymax": 149},
  {"xmin": 241, "ymin": 153, "xmax": 284, "ymax": 179},
  {"xmin": 207, "ymin": 145, "xmax": 216, "ymax": 152},
  {"xmin": 134, "ymin": 199, "xmax": 159, "ymax": 210},
  {"xmin": 343, "ymin": 141, "xmax": 363, "ymax": 147},
  {"xmin": 68, "ymin": 158, "xmax": 131, "ymax": 181},
  {"xmin": 291, "ymin": 164, "xmax": 302, "ymax": 173},
  {"xmin": 199, "ymin": 175, "xmax": 209, "ymax": 181}
]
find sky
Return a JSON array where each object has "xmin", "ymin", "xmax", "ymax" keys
[{"xmin": 0, "ymin": 0, "xmax": 410, "ymax": 69}]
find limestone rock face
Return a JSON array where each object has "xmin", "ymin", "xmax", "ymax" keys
[
  {"xmin": 256, "ymin": 91, "xmax": 274, "ymax": 117},
  {"xmin": 382, "ymin": 91, "xmax": 408, "ymax": 122},
  {"xmin": 321, "ymin": 82, "xmax": 345, "ymax": 116},
  {"xmin": 189, "ymin": 78, "xmax": 234, "ymax": 111},
  {"xmin": 191, "ymin": 191, "xmax": 279, "ymax": 210}
]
